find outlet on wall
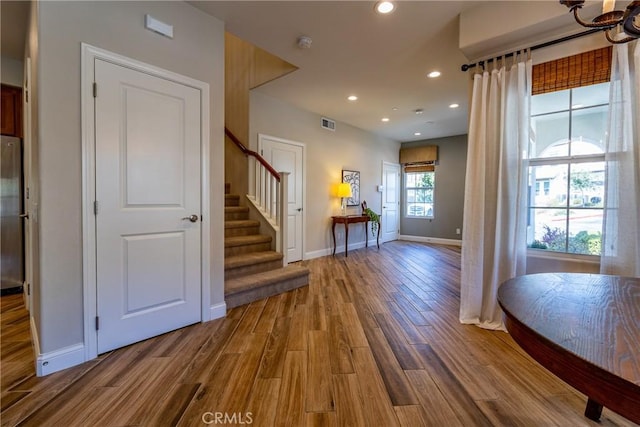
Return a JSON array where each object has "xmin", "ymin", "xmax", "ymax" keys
[{"xmin": 456, "ymin": 228, "xmax": 461, "ymax": 235}]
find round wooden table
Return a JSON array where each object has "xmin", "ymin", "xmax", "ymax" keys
[{"xmin": 498, "ymin": 273, "xmax": 640, "ymax": 424}]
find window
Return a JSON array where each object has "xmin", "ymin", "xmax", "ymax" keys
[
  {"xmin": 527, "ymin": 82, "xmax": 608, "ymax": 255},
  {"xmin": 405, "ymin": 171, "xmax": 434, "ymax": 218}
]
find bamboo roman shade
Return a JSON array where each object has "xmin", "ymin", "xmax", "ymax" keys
[
  {"xmin": 404, "ymin": 165, "xmax": 435, "ymax": 173},
  {"xmin": 400, "ymin": 145, "xmax": 438, "ymax": 173},
  {"xmin": 399, "ymin": 145, "xmax": 437, "ymax": 163},
  {"xmin": 532, "ymin": 46, "xmax": 612, "ymax": 95}
]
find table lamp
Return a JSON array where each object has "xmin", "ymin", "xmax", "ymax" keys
[{"xmin": 337, "ymin": 183, "xmax": 352, "ymax": 216}]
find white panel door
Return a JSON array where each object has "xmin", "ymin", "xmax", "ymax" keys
[
  {"xmin": 259, "ymin": 135, "xmax": 304, "ymax": 262},
  {"xmin": 23, "ymin": 57, "xmax": 33, "ymax": 312},
  {"xmin": 95, "ymin": 59, "xmax": 201, "ymax": 353},
  {"xmin": 382, "ymin": 162, "xmax": 400, "ymax": 242}
]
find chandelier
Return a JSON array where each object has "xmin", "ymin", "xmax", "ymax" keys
[{"xmin": 560, "ymin": 0, "xmax": 640, "ymax": 43}]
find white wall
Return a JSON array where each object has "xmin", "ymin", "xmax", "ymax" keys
[
  {"xmin": 250, "ymin": 91, "xmax": 400, "ymax": 258},
  {"xmin": 35, "ymin": 1, "xmax": 225, "ymax": 356},
  {"xmin": 1, "ymin": 55, "xmax": 23, "ymax": 86},
  {"xmin": 526, "ymin": 252, "xmax": 599, "ymax": 275}
]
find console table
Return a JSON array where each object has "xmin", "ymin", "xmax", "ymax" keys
[
  {"xmin": 331, "ymin": 215, "xmax": 380, "ymax": 257},
  {"xmin": 498, "ymin": 273, "xmax": 640, "ymax": 424}
]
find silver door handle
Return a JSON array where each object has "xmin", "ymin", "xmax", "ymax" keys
[
  {"xmin": 182, "ymin": 214, "xmax": 199, "ymax": 223},
  {"xmin": 19, "ymin": 213, "xmax": 29, "ymax": 219}
]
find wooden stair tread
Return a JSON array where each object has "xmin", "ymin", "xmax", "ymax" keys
[
  {"xmin": 225, "ymin": 206, "xmax": 249, "ymax": 213},
  {"xmin": 225, "ymin": 219, "xmax": 260, "ymax": 229},
  {"xmin": 223, "ymin": 187, "xmax": 300, "ymax": 307},
  {"xmin": 225, "ymin": 251, "xmax": 283, "ymax": 270},
  {"xmin": 225, "ymin": 194, "xmax": 240, "ymax": 207},
  {"xmin": 225, "ymin": 265, "xmax": 309, "ymax": 295},
  {"xmin": 225, "ymin": 234, "xmax": 272, "ymax": 248}
]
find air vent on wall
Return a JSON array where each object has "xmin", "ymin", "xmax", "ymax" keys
[{"xmin": 321, "ymin": 117, "xmax": 336, "ymax": 131}]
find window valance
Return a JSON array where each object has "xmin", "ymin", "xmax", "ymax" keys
[
  {"xmin": 532, "ymin": 46, "xmax": 612, "ymax": 95},
  {"xmin": 399, "ymin": 145, "xmax": 438, "ymax": 164}
]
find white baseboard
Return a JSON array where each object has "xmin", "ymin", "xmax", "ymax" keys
[
  {"xmin": 36, "ymin": 342, "xmax": 85, "ymax": 377},
  {"xmin": 306, "ymin": 236, "xmax": 460, "ymax": 260},
  {"xmin": 305, "ymin": 248, "xmax": 332, "ymax": 260},
  {"xmin": 305, "ymin": 238, "xmax": 384, "ymax": 260},
  {"xmin": 32, "ymin": 314, "xmax": 86, "ymax": 376},
  {"xmin": 399, "ymin": 235, "xmax": 462, "ymax": 247},
  {"xmin": 209, "ymin": 301, "xmax": 227, "ymax": 320},
  {"xmin": 305, "ymin": 241, "xmax": 365, "ymax": 260}
]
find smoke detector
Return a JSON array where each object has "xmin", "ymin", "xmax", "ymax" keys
[{"xmin": 297, "ymin": 36, "xmax": 312, "ymax": 49}]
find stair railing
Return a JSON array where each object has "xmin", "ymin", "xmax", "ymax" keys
[{"xmin": 225, "ymin": 128, "xmax": 289, "ymax": 264}]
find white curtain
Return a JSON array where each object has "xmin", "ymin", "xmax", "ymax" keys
[
  {"xmin": 600, "ymin": 41, "xmax": 640, "ymax": 277},
  {"xmin": 460, "ymin": 55, "xmax": 531, "ymax": 330}
]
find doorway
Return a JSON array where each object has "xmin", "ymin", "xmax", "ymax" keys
[
  {"xmin": 382, "ymin": 162, "xmax": 400, "ymax": 242},
  {"xmin": 82, "ymin": 44, "xmax": 211, "ymax": 357},
  {"xmin": 258, "ymin": 134, "xmax": 305, "ymax": 262}
]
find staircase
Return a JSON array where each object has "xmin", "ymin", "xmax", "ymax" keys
[{"xmin": 224, "ymin": 187, "xmax": 309, "ymax": 309}]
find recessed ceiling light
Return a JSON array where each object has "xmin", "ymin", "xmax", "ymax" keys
[
  {"xmin": 449, "ymin": 103, "xmax": 460, "ymax": 109},
  {"xmin": 414, "ymin": 132, "xmax": 421, "ymax": 136},
  {"xmin": 427, "ymin": 71, "xmax": 441, "ymax": 78},
  {"xmin": 381, "ymin": 117, "xmax": 390, "ymax": 122},
  {"xmin": 375, "ymin": 1, "xmax": 395, "ymax": 14},
  {"xmin": 347, "ymin": 95, "xmax": 358, "ymax": 101},
  {"xmin": 392, "ymin": 107, "xmax": 399, "ymax": 111},
  {"xmin": 414, "ymin": 108, "xmax": 424, "ymax": 115}
]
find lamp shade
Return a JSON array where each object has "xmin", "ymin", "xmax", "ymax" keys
[{"xmin": 337, "ymin": 183, "xmax": 352, "ymax": 198}]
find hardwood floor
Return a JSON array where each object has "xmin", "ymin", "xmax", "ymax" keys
[{"xmin": 1, "ymin": 241, "xmax": 637, "ymax": 426}]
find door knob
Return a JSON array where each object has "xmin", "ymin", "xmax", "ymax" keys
[
  {"xmin": 296, "ymin": 208, "xmax": 303, "ymax": 212},
  {"xmin": 19, "ymin": 213, "xmax": 29, "ymax": 219},
  {"xmin": 182, "ymin": 214, "xmax": 199, "ymax": 223}
]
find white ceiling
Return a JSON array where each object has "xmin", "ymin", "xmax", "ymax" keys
[
  {"xmin": 1, "ymin": 1, "xmax": 606, "ymax": 143},
  {"xmin": 191, "ymin": 1, "xmax": 478, "ymax": 143}
]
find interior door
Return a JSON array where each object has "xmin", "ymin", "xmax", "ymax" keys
[
  {"xmin": 259, "ymin": 135, "xmax": 304, "ymax": 262},
  {"xmin": 23, "ymin": 58, "xmax": 32, "ymax": 311},
  {"xmin": 382, "ymin": 162, "xmax": 400, "ymax": 242},
  {"xmin": 95, "ymin": 59, "xmax": 202, "ymax": 353}
]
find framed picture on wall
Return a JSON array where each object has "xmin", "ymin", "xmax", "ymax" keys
[{"xmin": 342, "ymin": 169, "xmax": 360, "ymax": 206}]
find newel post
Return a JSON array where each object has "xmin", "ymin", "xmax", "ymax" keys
[{"xmin": 278, "ymin": 172, "xmax": 290, "ymax": 266}]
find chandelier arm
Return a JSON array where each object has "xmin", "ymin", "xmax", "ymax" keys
[
  {"xmin": 605, "ymin": 29, "xmax": 636, "ymax": 44},
  {"xmin": 572, "ymin": 7, "xmax": 601, "ymax": 27},
  {"xmin": 572, "ymin": 7, "xmax": 620, "ymax": 28},
  {"xmin": 622, "ymin": 1, "xmax": 640, "ymax": 36}
]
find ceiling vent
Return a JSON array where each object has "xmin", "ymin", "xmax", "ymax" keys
[{"xmin": 321, "ymin": 117, "xmax": 336, "ymax": 131}]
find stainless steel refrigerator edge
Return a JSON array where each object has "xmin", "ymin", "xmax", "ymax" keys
[{"xmin": 1, "ymin": 135, "xmax": 24, "ymax": 292}]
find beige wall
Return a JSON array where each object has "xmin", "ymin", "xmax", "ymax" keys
[
  {"xmin": 250, "ymin": 91, "xmax": 400, "ymax": 258},
  {"xmin": 35, "ymin": 1, "xmax": 225, "ymax": 354},
  {"xmin": 400, "ymin": 135, "xmax": 467, "ymax": 240}
]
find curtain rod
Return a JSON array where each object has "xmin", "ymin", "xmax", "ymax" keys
[{"xmin": 460, "ymin": 28, "xmax": 602, "ymax": 72}]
